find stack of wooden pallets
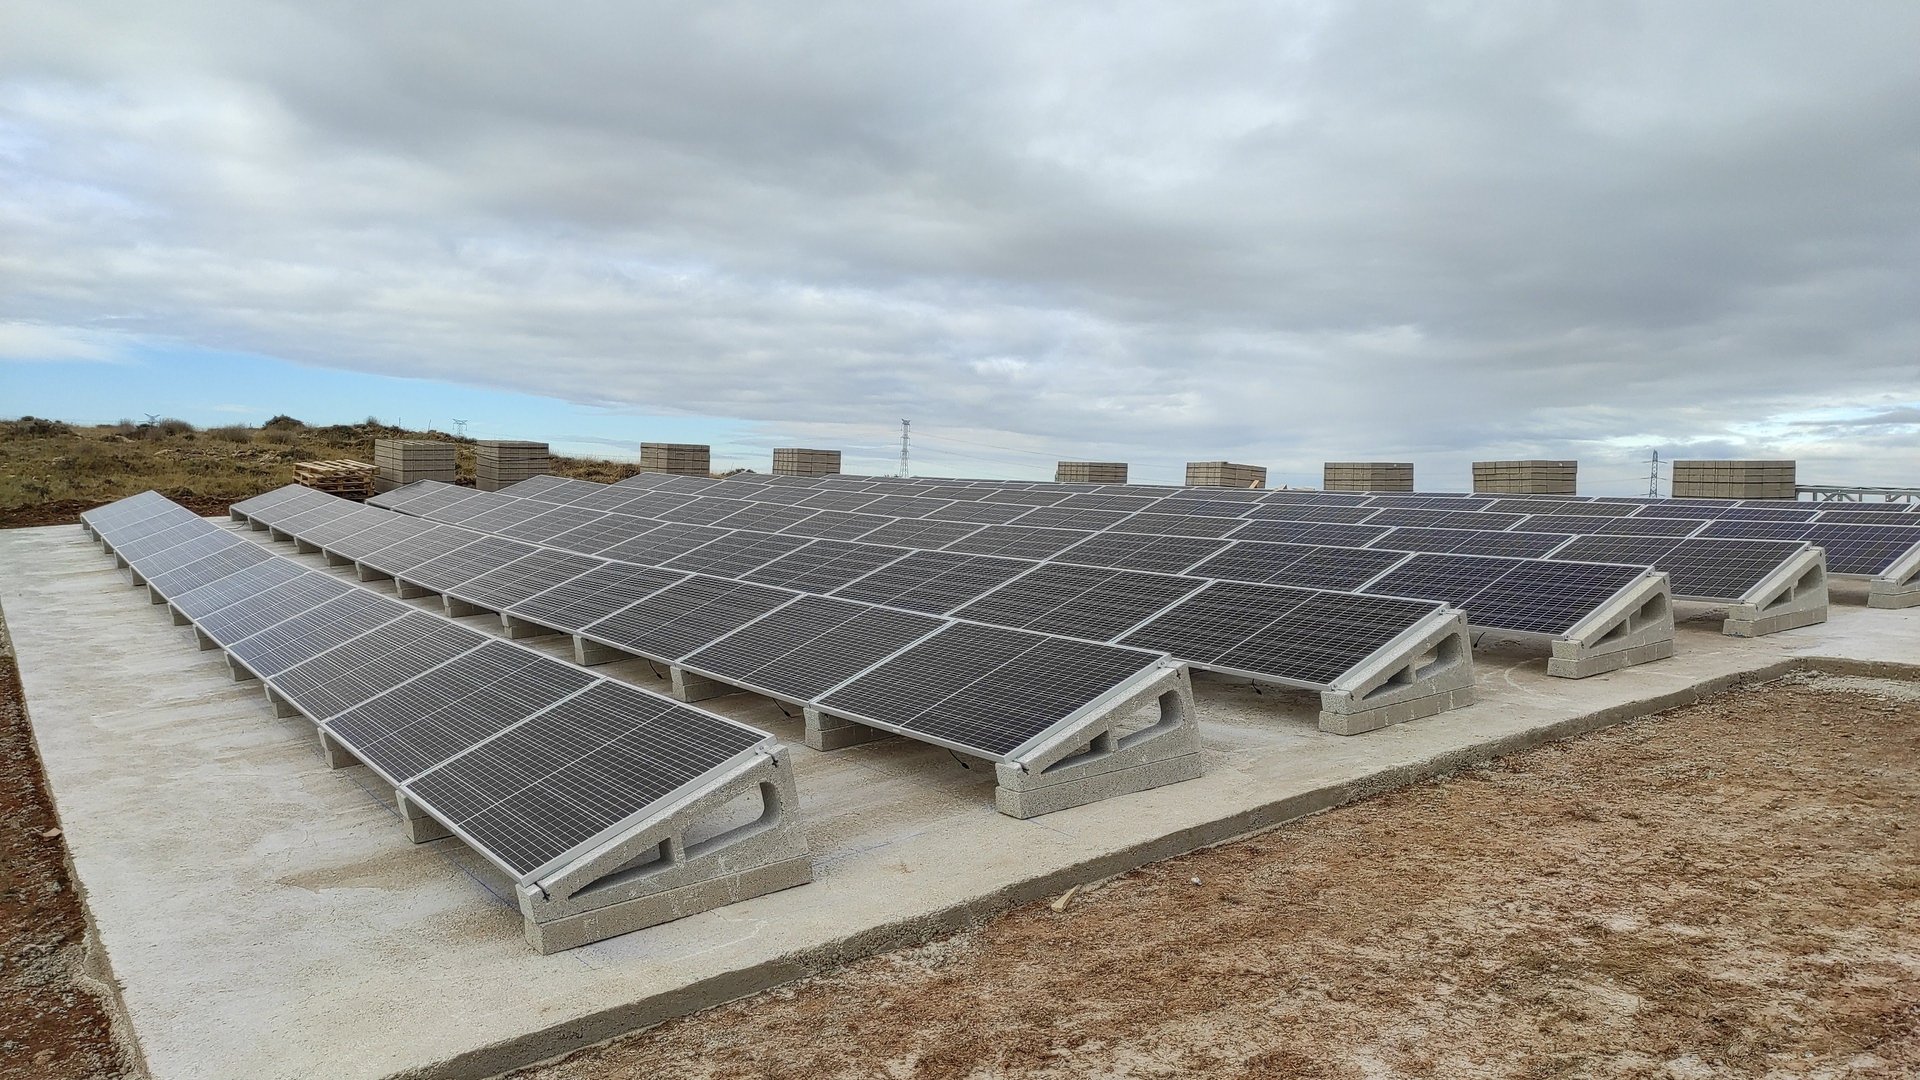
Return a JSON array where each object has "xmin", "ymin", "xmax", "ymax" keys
[{"xmin": 292, "ymin": 459, "xmax": 376, "ymax": 500}]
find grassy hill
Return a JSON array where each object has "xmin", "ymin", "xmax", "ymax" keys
[{"xmin": 0, "ymin": 415, "xmax": 644, "ymax": 528}]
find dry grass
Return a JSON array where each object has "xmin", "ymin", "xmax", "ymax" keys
[{"xmin": 0, "ymin": 416, "xmax": 640, "ymax": 526}]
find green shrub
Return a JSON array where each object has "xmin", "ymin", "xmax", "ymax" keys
[{"xmin": 208, "ymin": 423, "xmax": 254, "ymax": 443}]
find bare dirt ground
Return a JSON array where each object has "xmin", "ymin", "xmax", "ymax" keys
[
  {"xmin": 518, "ymin": 675, "xmax": 1920, "ymax": 1080},
  {"xmin": 0, "ymin": 614, "xmax": 134, "ymax": 1080}
]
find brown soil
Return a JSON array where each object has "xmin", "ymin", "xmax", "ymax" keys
[
  {"xmin": 0, "ymin": 616, "xmax": 134, "ymax": 1078},
  {"xmin": 518, "ymin": 677, "xmax": 1920, "ymax": 1080}
]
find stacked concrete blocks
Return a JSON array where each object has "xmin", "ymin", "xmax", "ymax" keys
[
  {"xmin": 475, "ymin": 441, "xmax": 550, "ymax": 492},
  {"xmin": 772, "ymin": 448, "xmax": 842, "ymax": 478},
  {"xmin": 372, "ymin": 439, "xmax": 457, "ymax": 494},
  {"xmin": 1323, "ymin": 462, "xmax": 1414, "ymax": 492},
  {"xmin": 1056, "ymin": 461, "xmax": 1129, "ymax": 484},
  {"xmin": 1671, "ymin": 460, "xmax": 1797, "ymax": 500},
  {"xmin": 1472, "ymin": 460, "xmax": 1576, "ymax": 495},
  {"xmin": 639, "ymin": 442, "xmax": 712, "ymax": 477},
  {"xmin": 1186, "ymin": 461, "xmax": 1268, "ymax": 489}
]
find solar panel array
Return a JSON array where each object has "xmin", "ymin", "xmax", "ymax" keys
[
  {"xmin": 242, "ymin": 486, "xmax": 1177, "ymax": 761},
  {"xmin": 83, "ymin": 492, "xmax": 778, "ymax": 886}
]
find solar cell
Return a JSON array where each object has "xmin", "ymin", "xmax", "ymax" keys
[
  {"xmin": 953, "ymin": 564, "xmax": 1205, "ymax": 640},
  {"xmin": 818, "ymin": 623, "xmax": 1163, "ymax": 759},
  {"xmin": 581, "ymin": 577, "xmax": 797, "ymax": 661},
  {"xmin": 830, "ymin": 550, "xmax": 1034, "ymax": 614},
  {"xmin": 681, "ymin": 596, "xmax": 945, "ymax": 702}
]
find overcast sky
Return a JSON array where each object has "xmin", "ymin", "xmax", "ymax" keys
[{"xmin": 3, "ymin": 2, "xmax": 1917, "ymax": 491}]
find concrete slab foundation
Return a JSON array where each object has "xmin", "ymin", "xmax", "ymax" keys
[{"xmin": 5, "ymin": 522, "xmax": 1918, "ymax": 1080}]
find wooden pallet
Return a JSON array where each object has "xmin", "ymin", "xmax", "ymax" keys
[{"xmin": 293, "ymin": 459, "xmax": 375, "ymax": 500}]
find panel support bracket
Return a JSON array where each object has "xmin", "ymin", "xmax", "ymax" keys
[
  {"xmin": 1546, "ymin": 572, "xmax": 1676, "ymax": 678},
  {"xmin": 516, "ymin": 748, "xmax": 813, "ymax": 954},
  {"xmin": 1868, "ymin": 543, "xmax": 1920, "ymax": 609},
  {"xmin": 994, "ymin": 661, "xmax": 1202, "ymax": 819},
  {"xmin": 1723, "ymin": 547, "xmax": 1828, "ymax": 636},
  {"xmin": 1319, "ymin": 609, "xmax": 1475, "ymax": 735}
]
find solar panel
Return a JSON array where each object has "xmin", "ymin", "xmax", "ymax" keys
[
  {"xmin": 127, "ymin": 529, "xmax": 244, "ymax": 576},
  {"xmin": 228, "ymin": 485, "xmax": 313, "ymax": 518},
  {"xmin": 1643, "ymin": 538, "xmax": 1812, "ymax": 600},
  {"xmin": 320, "ymin": 515, "xmax": 439, "ymax": 561},
  {"xmin": 438, "ymin": 500, "xmax": 552, "ymax": 534},
  {"xmin": 1363, "ymin": 508, "xmax": 1530, "ymax": 530},
  {"xmin": 1112, "ymin": 513, "xmax": 1246, "ymax": 538},
  {"xmin": 597, "ymin": 523, "xmax": 733, "ymax": 565},
  {"xmin": 1547, "ymin": 535, "xmax": 1679, "ymax": 568},
  {"xmin": 169, "ymin": 559, "xmax": 310, "ymax": 620},
  {"xmin": 1056, "ymin": 533, "xmax": 1227, "ymax": 574},
  {"xmin": 741, "ymin": 540, "xmax": 907, "ymax": 592},
  {"xmin": 1711, "ymin": 506, "xmax": 1820, "ymax": 521},
  {"xmin": 1240, "ymin": 504, "xmax": 1383, "ymax": 524},
  {"xmin": 1463, "ymin": 560, "xmax": 1652, "ymax": 635},
  {"xmin": 422, "ymin": 491, "xmax": 505, "ymax": 524},
  {"xmin": 1211, "ymin": 544, "xmax": 1409, "ymax": 591},
  {"xmin": 1056, "ymin": 493, "xmax": 1163, "ymax": 513},
  {"xmin": 558, "ymin": 486, "xmax": 654, "ymax": 513},
  {"xmin": 612, "ymin": 491, "xmax": 699, "ymax": 518},
  {"xmin": 1149, "ymin": 497, "xmax": 1261, "ymax": 517},
  {"xmin": 1816, "ymin": 509, "xmax": 1920, "ymax": 525},
  {"xmin": 941, "ymin": 524, "xmax": 1094, "ymax": 560},
  {"xmin": 1006, "ymin": 506, "xmax": 1134, "ymax": 531},
  {"xmin": 856, "ymin": 518, "xmax": 985, "ymax": 550},
  {"xmin": 355, "ymin": 526, "xmax": 489, "ymax": 576},
  {"xmin": 505, "ymin": 563, "xmax": 689, "ymax": 633},
  {"xmin": 1697, "ymin": 520, "xmax": 1812, "ymax": 541},
  {"xmin": 495, "ymin": 504, "xmax": 612, "ymax": 543},
  {"xmin": 194, "ymin": 572, "xmax": 358, "ymax": 644},
  {"xmin": 226, "ymin": 590, "xmax": 411, "ymax": 677},
  {"xmin": 923, "ymin": 501, "xmax": 1033, "ymax": 526},
  {"xmin": 709, "ymin": 503, "xmax": 822, "ymax": 532},
  {"xmin": 1122, "ymin": 583, "xmax": 1447, "ymax": 686},
  {"xmin": 1369, "ymin": 527, "xmax": 1573, "ymax": 558},
  {"xmin": 449, "ymin": 550, "xmax": 606, "ymax": 612},
  {"xmin": 680, "ymin": 596, "xmax": 945, "ymax": 702},
  {"xmin": 270, "ymin": 501, "xmax": 365, "ymax": 535},
  {"xmin": 498, "ymin": 475, "xmax": 601, "ymax": 502},
  {"xmin": 400, "ymin": 536, "xmax": 543, "ymax": 593},
  {"xmin": 952, "ymin": 564, "xmax": 1205, "ymax": 640},
  {"xmin": 817, "ymin": 623, "xmax": 1163, "ymax": 759},
  {"xmin": 661, "ymin": 497, "xmax": 759, "ymax": 526},
  {"xmin": 403, "ymin": 680, "xmax": 766, "ymax": 879},
  {"xmin": 728, "ymin": 485, "xmax": 821, "ymax": 506},
  {"xmin": 268, "ymin": 613, "xmax": 490, "ymax": 721},
  {"xmin": 542, "ymin": 514, "xmax": 660, "ymax": 555},
  {"xmin": 580, "ymin": 577, "xmax": 798, "ymax": 661},
  {"xmin": 1228, "ymin": 520, "xmax": 1395, "ymax": 547},
  {"xmin": 1365, "ymin": 495, "xmax": 1497, "ymax": 511},
  {"xmin": 854, "ymin": 494, "xmax": 951, "ymax": 518},
  {"xmin": 977, "ymin": 489, "xmax": 1072, "ymax": 508},
  {"xmin": 1518, "ymin": 514, "xmax": 1705, "ymax": 537},
  {"xmin": 776, "ymin": 510, "xmax": 891, "ymax": 541},
  {"xmin": 146, "ymin": 541, "xmax": 274, "ymax": 596},
  {"xmin": 292, "ymin": 506, "xmax": 389, "ymax": 547},
  {"xmin": 1362, "ymin": 554, "xmax": 1532, "ymax": 609},
  {"xmin": 662, "ymin": 532, "xmax": 812, "ymax": 577},
  {"xmin": 796, "ymin": 490, "xmax": 883, "ymax": 512},
  {"xmin": 830, "ymin": 551, "xmax": 1034, "ymax": 614},
  {"xmin": 1800, "ymin": 523, "xmax": 1920, "ymax": 576},
  {"xmin": 1481, "ymin": 499, "xmax": 1637, "ymax": 517}
]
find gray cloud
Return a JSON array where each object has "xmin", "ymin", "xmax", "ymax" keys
[{"xmin": 3, "ymin": 1, "xmax": 1918, "ymax": 491}]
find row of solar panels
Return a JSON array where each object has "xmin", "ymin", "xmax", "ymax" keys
[
  {"xmin": 503, "ymin": 468, "xmax": 1897, "ymax": 589},
  {"xmin": 79, "ymin": 491, "xmax": 780, "ymax": 885},
  {"xmin": 243, "ymin": 484, "xmax": 1464, "ymax": 695},
  {"xmin": 678, "ymin": 471, "xmax": 1915, "ymax": 579},
  {"xmin": 718, "ymin": 469, "xmax": 1917, "ymax": 523},
  {"xmin": 370, "ymin": 472, "xmax": 1666, "ymax": 638}
]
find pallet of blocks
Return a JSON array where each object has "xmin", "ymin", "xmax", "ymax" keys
[
  {"xmin": 639, "ymin": 442, "xmax": 712, "ymax": 476},
  {"xmin": 476, "ymin": 440, "xmax": 551, "ymax": 491},
  {"xmin": 772, "ymin": 447, "xmax": 841, "ymax": 478},
  {"xmin": 1671, "ymin": 459, "xmax": 1796, "ymax": 500},
  {"xmin": 1056, "ymin": 461, "xmax": 1128, "ymax": 484},
  {"xmin": 1186, "ymin": 460, "xmax": 1267, "ymax": 488},
  {"xmin": 373, "ymin": 439, "xmax": 458, "ymax": 493},
  {"xmin": 1472, "ymin": 459, "xmax": 1576, "ymax": 495},
  {"xmin": 291, "ymin": 459, "xmax": 376, "ymax": 500},
  {"xmin": 1323, "ymin": 461, "xmax": 1414, "ymax": 492}
]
